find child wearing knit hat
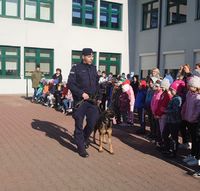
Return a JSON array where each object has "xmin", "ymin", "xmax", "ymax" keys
[
  {"xmin": 151, "ymin": 79, "xmax": 163, "ymax": 143},
  {"xmin": 187, "ymin": 75, "xmax": 200, "ymax": 91},
  {"xmin": 182, "ymin": 76, "xmax": 200, "ymax": 167},
  {"xmin": 145, "ymin": 77, "xmax": 159, "ymax": 139},
  {"xmin": 155, "ymin": 79, "xmax": 173, "ymax": 145},
  {"xmin": 162, "ymin": 81, "xmax": 182, "ymax": 157},
  {"xmin": 160, "ymin": 79, "xmax": 170, "ymax": 91}
]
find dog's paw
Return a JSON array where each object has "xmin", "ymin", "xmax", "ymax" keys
[
  {"xmin": 109, "ymin": 151, "xmax": 114, "ymax": 155},
  {"xmin": 98, "ymin": 148, "xmax": 103, "ymax": 152}
]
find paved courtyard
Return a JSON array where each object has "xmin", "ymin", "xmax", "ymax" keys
[{"xmin": 0, "ymin": 95, "xmax": 199, "ymax": 191}]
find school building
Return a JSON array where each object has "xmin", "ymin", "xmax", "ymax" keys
[
  {"xmin": 0, "ymin": 0, "xmax": 200, "ymax": 94},
  {"xmin": 129, "ymin": 0, "xmax": 200, "ymax": 78},
  {"xmin": 0, "ymin": 0, "xmax": 129, "ymax": 94}
]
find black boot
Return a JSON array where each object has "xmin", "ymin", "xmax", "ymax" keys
[{"xmin": 77, "ymin": 147, "xmax": 89, "ymax": 158}]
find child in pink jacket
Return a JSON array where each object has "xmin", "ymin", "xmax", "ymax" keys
[
  {"xmin": 151, "ymin": 80, "xmax": 163, "ymax": 143},
  {"xmin": 155, "ymin": 79, "xmax": 172, "ymax": 139}
]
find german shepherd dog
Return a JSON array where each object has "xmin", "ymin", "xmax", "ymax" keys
[{"xmin": 93, "ymin": 109, "xmax": 116, "ymax": 154}]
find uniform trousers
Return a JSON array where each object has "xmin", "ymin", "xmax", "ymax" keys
[{"xmin": 73, "ymin": 101, "xmax": 99, "ymax": 150}]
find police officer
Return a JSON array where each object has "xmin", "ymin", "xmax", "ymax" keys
[{"xmin": 67, "ymin": 48, "xmax": 101, "ymax": 158}]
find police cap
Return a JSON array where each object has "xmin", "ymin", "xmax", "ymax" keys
[{"xmin": 82, "ymin": 48, "xmax": 93, "ymax": 56}]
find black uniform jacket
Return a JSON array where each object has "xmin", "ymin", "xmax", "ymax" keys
[{"xmin": 67, "ymin": 61, "xmax": 101, "ymax": 102}]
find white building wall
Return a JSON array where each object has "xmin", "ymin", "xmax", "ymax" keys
[{"xmin": 0, "ymin": 0, "xmax": 129, "ymax": 95}]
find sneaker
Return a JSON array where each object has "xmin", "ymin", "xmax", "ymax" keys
[
  {"xmin": 62, "ymin": 108, "xmax": 66, "ymax": 114},
  {"xmin": 66, "ymin": 108, "xmax": 73, "ymax": 113},
  {"xmin": 187, "ymin": 158, "xmax": 198, "ymax": 166},
  {"xmin": 193, "ymin": 170, "xmax": 200, "ymax": 178},
  {"xmin": 182, "ymin": 154, "xmax": 194, "ymax": 163},
  {"xmin": 44, "ymin": 102, "xmax": 48, "ymax": 106}
]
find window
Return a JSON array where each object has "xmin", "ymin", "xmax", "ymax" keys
[
  {"xmin": 140, "ymin": 54, "xmax": 157, "ymax": 78},
  {"xmin": 164, "ymin": 69, "xmax": 179, "ymax": 79},
  {"xmin": 194, "ymin": 51, "xmax": 200, "ymax": 64},
  {"xmin": 25, "ymin": 0, "xmax": 54, "ymax": 22},
  {"xmin": 71, "ymin": 50, "xmax": 96, "ymax": 66},
  {"xmin": 197, "ymin": 0, "xmax": 200, "ymax": 19},
  {"xmin": 0, "ymin": 0, "xmax": 20, "ymax": 18},
  {"xmin": 100, "ymin": 1, "xmax": 122, "ymax": 30},
  {"xmin": 0, "ymin": 46, "xmax": 20, "ymax": 78},
  {"xmin": 167, "ymin": 0, "xmax": 187, "ymax": 25},
  {"xmin": 142, "ymin": 0, "xmax": 159, "ymax": 30},
  {"xmin": 72, "ymin": 0, "xmax": 97, "ymax": 27},
  {"xmin": 99, "ymin": 53, "xmax": 121, "ymax": 75},
  {"xmin": 24, "ymin": 48, "xmax": 53, "ymax": 78},
  {"xmin": 141, "ymin": 70, "xmax": 151, "ymax": 79},
  {"xmin": 72, "ymin": 51, "xmax": 82, "ymax": 66}
]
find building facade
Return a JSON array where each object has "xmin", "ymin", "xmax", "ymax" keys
[
  {"xmin": 129, "ymin": 0, "xmax": 200, "ymax": 78},
  {"xmin": 1, "ymin": 0, "xmax": 200, "ymax": 94},
  {"xmin": 0, "ymin": 0, "xmax": 129, "ymax": 94}
]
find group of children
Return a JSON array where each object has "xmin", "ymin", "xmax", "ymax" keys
[
  {"xmin": 98, "ymin": 64, "xmax": 200, "ymax": 177},
  {"xmin": 32, "ymin": 64, "xmax": 200, "ymax": 177},
  {"xmin": 32, "ymin": 78, "xmax": 74, "ymax": 114}
]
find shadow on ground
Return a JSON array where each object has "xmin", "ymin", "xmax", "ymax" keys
[
  {"xmin": 31, "ymin": 119, "xmax": 77, "ymax": 153},
  {"xmin": 112, "ymin": 124, "xmax": 198, "ymax": 176}
]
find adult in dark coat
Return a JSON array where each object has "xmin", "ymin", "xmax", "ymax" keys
[
  {"xmin": 31, "ymin": 65, "xmax": 42, "ymax": 102},
  {"xmin": 67, "ymin": 48, "xmax": 101, "ymax": 158}
]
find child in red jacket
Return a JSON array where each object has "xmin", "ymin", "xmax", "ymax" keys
[{"xmin": 155, "ymin": 79, "xmax": 172, "ymax": 144}]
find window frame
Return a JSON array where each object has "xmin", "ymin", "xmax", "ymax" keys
[
  {"xmin": 72, "ymin": 0, "xmax": 97, "ymax": 28},
  {"xmin": 0, "ymin": 45, "xmax": 21, "ymax": 79},
  {"xmin": 0, "ymin": 0, "xmax": 20, "ymax": 18},
  {"xmin": 197, "ymin": 0, "xmax": 200, "ymax": 20},
  {"xmin": 166, "ymin": 0, "xmax": 187, "ymax": 25},
  {"xmin": 24, "ymin": 0, "xmax": 54, "ymax": 23},
  {"xmin": 99, "ymin": 52, "xmax": 121, "ymax": 75},
  {"xmin": 164, "ymin": 69, "xmax": 179, "ymax": 80},
  {"xmin": 24, "ymin": 47, "xmax": 54, "ymax": 78},
  {"xmin": 142, "ymin": 0, "xmax": 159, "ymax": 30},
  {"xmin": 100, "ymin": 1, "xmax": 122, "ymax": 30},
  {"xmin": 140, "ymin": 70, "xmax": 151, "ymax": 79}
]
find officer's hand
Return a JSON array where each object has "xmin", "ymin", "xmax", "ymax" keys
[{"xmin": 82, "ymin": 93, "xmax": 89, "ymax": 100}]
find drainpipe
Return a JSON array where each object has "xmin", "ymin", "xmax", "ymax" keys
[
  {"xmin": 157, "ymin": 0, "xmax": 162, "ymax": 69},
  {"xmin": 26, "ymin": 78, "xmax": 28, "ymax": 98}
]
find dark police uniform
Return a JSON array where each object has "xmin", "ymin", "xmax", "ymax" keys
[{"xmin": 67, "ymin": 56, "xmax": 101, "ymax": 157}]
